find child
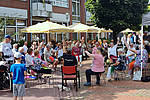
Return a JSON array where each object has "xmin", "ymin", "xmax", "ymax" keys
[{"xmin": 10, "ymin": 52, "xmax": 27, "ymax": 100}]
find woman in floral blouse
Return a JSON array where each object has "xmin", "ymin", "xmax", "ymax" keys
[{"xmin": 127, "ymin": 45, "xmax": 148, "ymax": 75}]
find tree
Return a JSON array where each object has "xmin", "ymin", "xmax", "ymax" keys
[
  {"xmin": 0, "ymin": 18, "xmax": 5, "ymax": 41},
  {"xmin": 85, "ymin": 0, "xmax": 149, "ymax": 42}
]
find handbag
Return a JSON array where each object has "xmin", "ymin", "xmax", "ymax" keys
[{"xmin": 133, "ymin": 71, "xmax": 141, "ymax": 81}]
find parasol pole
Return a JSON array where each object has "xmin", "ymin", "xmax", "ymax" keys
[
  {"xmin": 62, "ymin": 32, "xmax": 64, "ymax": 41},
  {"xmin": 77, "ymin": 32, "xmax": 78, "ymax": 40},
  {"xmin": 140, "ymin": 25, "xmax": 143, "ymax": 78},
  {"xmin": 47, "ymin": 31, "xmax": 50, "ymax": 43},
  {"xmin": 98, "ymin": 32, "xmax": 100, "ymax": 41},
  {"xmin": 56, "ymin": 32, "xmax": 57, "ymax": 42},
  {"xmin": 91, "ymin": 32, "xmax": 93, "ymax": 40},
  {"xmin": 86, "ymin": 32, "xmax": 87, "ymax": 43},
  {"xmin": 80, "ymin": 33, "xmax": 81, "ymax": 40}
]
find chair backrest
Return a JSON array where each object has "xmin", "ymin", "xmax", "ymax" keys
[{"xmin": 62, "ymin": 66, "xmax": 76, "ymax": 75}]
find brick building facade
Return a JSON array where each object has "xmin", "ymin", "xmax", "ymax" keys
[{"xmin": 0, "ymin": 0, "xmax": 93, "ymax": 42}]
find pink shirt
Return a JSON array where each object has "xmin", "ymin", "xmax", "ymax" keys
[{"xmin": 91, "ymin": 54, "xmax": 104, "ymax": 72}]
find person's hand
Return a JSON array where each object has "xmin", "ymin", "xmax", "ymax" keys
[
  {"xmin": 117, "ymin": 40, "xmax": 120, "ymax": 45},
  {"xmin": 84, "ymin": 51, "xmax": 88, "ymax": 54}
]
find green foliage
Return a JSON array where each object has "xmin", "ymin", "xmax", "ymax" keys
[
  {"xmin": 0, "ymin": 18, "xmax": 4, "ymax": 32},
  {"xmin": 85, "ymin": 0, "xmax": 149, "ymax": 41}
]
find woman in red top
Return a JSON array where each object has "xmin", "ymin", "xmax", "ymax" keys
[{"xmin": 72, "ymin": 42, "xmax": 81, "ymax": 65}]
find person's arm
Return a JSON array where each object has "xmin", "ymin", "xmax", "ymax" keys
[
  {"xmin": 62, "ymin": 59, "xmax": 64, "ymax": 65},
  {"xmin": 85, "ymin": 51, "xmax": 95, "ymax": 58},
  {"xmin": 127, "ymin": 53, "xmax": 135, "ymax": 57},
  {"xmin": 124, "ymin": 38, "xmax": 129, "ymax": 49},
  {"xmin": 74, "ymin": 56, "xmax": 78, "ymax": 66},
  {"xmin": 44, "ymin": 51, "xmax": 48, "ymax": 62},
  {"xmin": 24, "ymin": 71, "xmax": 27, "ymax": 76},
  {"xmin": 128, "ymin": 48, "xmax": 137, "ymax": 54},
  {"xmin": 116, "ymin": 40, "xmax": 120, "ymax": 45},
  {"xmin": 112, "ymin": 61, "xmax": 120, "ymax": 66},
  {"xmin": 11, "ymin": 72, "xmax": 13, "ymax": 77},
  {"xmin": 24, "ymin": 65, "xmax": 27, "ymax": 76}
]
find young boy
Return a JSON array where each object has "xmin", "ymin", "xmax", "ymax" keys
[{"xmin": 10, "ymin": 52, "xmax": 27, "ymax": 100}]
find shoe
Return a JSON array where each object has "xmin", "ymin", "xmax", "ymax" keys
[
  {"xmin": 84, "ymin": 82, "xmax": 91, "ymax": 86},
  {"xmin": 126, "ymin": 75, "xmax": 131, "ymax": 78},
  {"xmin": 96, "ymin": 81, "xmax": 100, "ymax": 85},
  {"xmin": 114, "ymin": 78, "xmax": 120, "ymax": 81}
]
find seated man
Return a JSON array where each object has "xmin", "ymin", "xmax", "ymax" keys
[
  {"xmin": 63, "ymin": 48, "xmax": 77, "ymax": 66},
  {"xmin": 44, "ymin": 44, "xmax": 58, "ymax": 71},
  {"xmin": 63, "ymin": 48, "xmax": 78, "ymax": 85},
  {"xmin": 106, "ymin": 48, "xmax": 126, "ymax": 80}
]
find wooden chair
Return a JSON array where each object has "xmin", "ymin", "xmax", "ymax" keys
[{"xmin": 61, "ymin": 66, "xmax": 80, "ymax": 91}]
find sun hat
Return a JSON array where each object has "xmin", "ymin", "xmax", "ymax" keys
[{"xmin": 14, "ymin": 52, "xmax": 22, "ymax": 58}]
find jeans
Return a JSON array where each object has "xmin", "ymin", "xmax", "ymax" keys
[{"xmin": 85, "ymin": 69, "xmax": 101, "ymax": 83}]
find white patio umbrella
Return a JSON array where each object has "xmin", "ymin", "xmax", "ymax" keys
[{"xmin": 121, "ymin": 28, "xmax": 135, "ymax": 33}]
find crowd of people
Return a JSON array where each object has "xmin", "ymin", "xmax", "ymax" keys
[{"xmin": 0, "ymin": 32, "xmax": 149, "ymax": 100}]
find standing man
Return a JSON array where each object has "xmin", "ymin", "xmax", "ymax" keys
[
  {"xmin": 0, "ymin": 35, "xmax": 14, "ymax": 62},
  {"xmin": 23, "ymin": 41, "xmax": 28, "ymax": 54}
]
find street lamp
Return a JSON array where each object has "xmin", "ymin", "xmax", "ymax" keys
[
  {"xmin": 66, "ymin": 13, "xmax": 69, "ymax": 26},
  {"xmin": 66, "ymin": 13, "xmax": 69, "ymax": 40},
  {"xmin": 3, "ymin": 13, "xmax": 7, "ymax": 37},
  {"xmin": 30, "ymin": 0, "xmax": 32, "ymax": 41}
]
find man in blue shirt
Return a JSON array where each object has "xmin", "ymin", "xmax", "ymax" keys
[{"xmin": 10, "ymin": 52, "xmax": 27, "ymax": 100}]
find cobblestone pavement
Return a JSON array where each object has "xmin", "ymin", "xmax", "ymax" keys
[{"xmin": 0, "ymin": 59, "xmax": 150, "ymax": 100}]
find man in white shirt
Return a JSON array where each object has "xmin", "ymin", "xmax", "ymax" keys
[
  {"xmin": 44, "ymin": 44, "xmax": 53, "ymax": 62},
  {"xmin": 0, "ymin": 35, "xmax": 14, "ymax": 61},
  {"xmin": 108, "ymin": 41, "xmax": 119, "ymax": 63},
  {"xmin": 23, "ymin": 41, "xmax": 28, "ymax": 54}
]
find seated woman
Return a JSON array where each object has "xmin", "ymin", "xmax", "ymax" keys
[
  {"xmin": 84, "ymin": 47, "xmax": 105, "ymax": 86},
  {"xmin": 126, "ymin": 43, "xmax": 136, "ymax": 64},
  {"xmin": 127, "ymin": 45, "xmax": 148, "ymax": 76},
  {"xmin": 25, "ymin": 48, "xmax": 35, "ymax": 75},
  {"xmin": 25, "ymin": 48, "xmax": 33, "ymax": 68},
  {"xmin": 57, "ymin": 44, "xmax": 63, "ymax": 63},
  {"xmin": 33, "ymin": 50, "xmax": 51, "ymax": 74},
  {"xmin": 18, "ymin": 47, "xmax": 26, "ymax": 64},
  {"xmin": 106, "ymin": 49, "xmax": 126, "ymax": 80}
]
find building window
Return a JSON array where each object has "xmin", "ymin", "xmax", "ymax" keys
[
  {"xmin": 72, "ymin": 0, "xmax": 80, "ymax": 22},
  {"xmin": 3, "ymin": 18, "xmax": 27, "ymax": 41},
  {"xmin": 52, "ymin": 0, "xmax": 69, "ymax": 8},
  {"xmin": 6, "ymin": 19, "xmax": 16, "ymax": 26}
]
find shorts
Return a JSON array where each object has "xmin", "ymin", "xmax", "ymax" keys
[{"xmin": 13, "ymin": 84, "xmax": 25, "ymax": 97}]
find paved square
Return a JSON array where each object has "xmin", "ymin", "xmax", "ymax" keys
[{"xmin": 0, "ymin": 59, "xmax": 150, "ymax": 100}]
